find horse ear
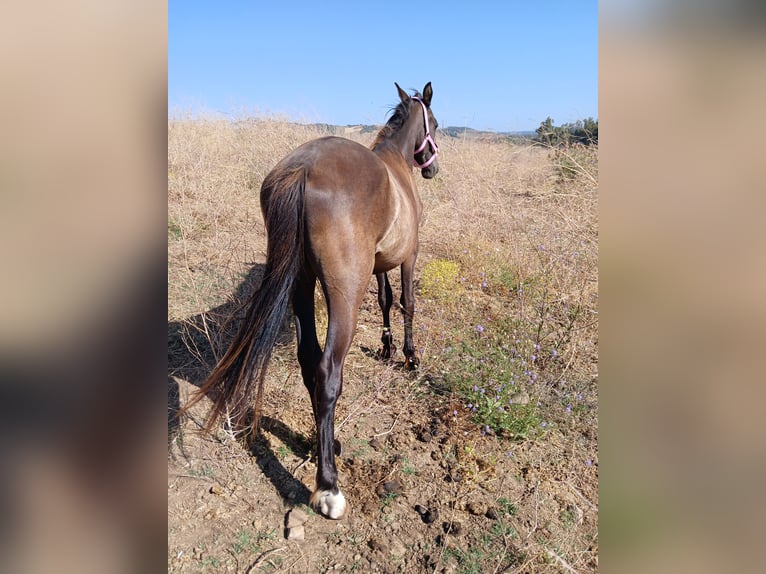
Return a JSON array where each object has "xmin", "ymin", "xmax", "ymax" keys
[
  {"xmin": 395, "ymin": 82, "xmax": 410, "ymax": 104},
  {"xmin": 422, "ymin": 82, "xmax": 433, "ymax": 106}
]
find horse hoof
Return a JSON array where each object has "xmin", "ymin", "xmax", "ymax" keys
[
  {"xmin": 377, "ymin": 345, "xmax": 396, "ymax": 360},
  {"xmin": 405, "ymin": 356, "xmax": 420, "ymax": 370},
  {"xmin": 310, "ymin": 489, "xmax": 348, "ymax": 520}
]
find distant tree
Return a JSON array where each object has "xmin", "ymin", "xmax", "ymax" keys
[
  {"xmin": 535, "ymin": 116, "xmax": 597, "ymax": 146},
  {"xmin": 582, "ymin": 117, "xmax": 598, "ymax": 144},
  {"xmin": 535, "ymin": 117, "xmax": 555, "ymax": 146}
]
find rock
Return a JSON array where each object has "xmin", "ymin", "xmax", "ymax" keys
[
  {"xmin": 509, "ymin": 392, "xmax": 530, "ymax": 405},
  {"xmin": 286, "ymin": 525, "xmax": 305, "ymax": 541},
  {"xmin": 419, "ymin": 430, "xmax": 433, "ymax": 443},
  {"xmin": 208, "ymin": 483, "xmax": 224, "ymax": 495},
  {"xmin": 286, "ymin": 507, "xmax": 309, "ymax": 528},
  {"xmin": 369, "ymin": 437, "xmax": 383, "ymax": 450},
  {"xmin": 466, "ymin": 501, "xmax": 487, "ymax": 516},
  {"xmin": 431, "ymin": 450, "xmax": 440, "ymax": 461},
  {"xmin": 377, "ymin": 480, "xmax": 403, "ymax": 497},
  {"xmin": 485, "ymin": 507, "xmax": 499, "ymax": 520}
]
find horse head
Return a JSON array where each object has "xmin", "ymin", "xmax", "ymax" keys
[{"xmin": 395, "ymin": 81, "xmax": 440, "ymax": 179}]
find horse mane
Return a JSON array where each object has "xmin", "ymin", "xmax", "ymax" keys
[{"xmin": 370, "ymin": 90, "xmax": 423, "ymax": 150}]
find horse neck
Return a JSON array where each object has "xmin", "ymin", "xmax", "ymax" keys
[{"xmin": 372, "ymin": 111, "xmax": 420, "ymax": 165}]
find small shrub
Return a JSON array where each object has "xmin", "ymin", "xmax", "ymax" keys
[
  {"xmin": 168, "ymin": 217, "xmax": 183, "ymax": 240},
  {"xmin": 420, "ymin": 259, "xmax": 462, "ymax": 302}
]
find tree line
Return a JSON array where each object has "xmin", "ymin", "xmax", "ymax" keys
[{"xmin": 535, "ymin": 116, "xmax": 598, "ymax": 146}]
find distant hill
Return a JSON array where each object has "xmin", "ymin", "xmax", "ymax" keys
[
  {"xmin": 305, "ymin": 122, "xmax": 535, "ymax": 143},
  {"xmin": 442, "ymin": 126, "xmax": 535, "ymax": 143}
]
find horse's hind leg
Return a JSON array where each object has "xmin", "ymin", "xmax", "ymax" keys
[
  {"xmin": 400, "ymin": 253, "xmax": 420, "ymax": 370},
  {"xmin": 376, "ymin": 272, "xmax": 396, "ymax": 359},
  {"xmin": 310, "ymin": 275, "xmax": 368, "ymax": 519},
  {"xmin": 294, "ymin": 270, "xmax": 321, "ymax": 421}
]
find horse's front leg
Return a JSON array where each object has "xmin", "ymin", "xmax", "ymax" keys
[
  {"xmin": 400, "ymin": 253, "xmax": 419, "ymax": 370},
  {"xmin": 376, "ymin": 272, "xmax": 395, "ymax": 360}
]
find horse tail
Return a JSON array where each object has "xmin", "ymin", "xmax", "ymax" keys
[{"xmin": 187, "ymin": 166, "xmax": 306, "ymax": 434}]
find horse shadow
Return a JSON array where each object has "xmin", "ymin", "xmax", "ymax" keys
[{"xmin": 168, "ymin": 264, "xmax": 310, "ymax": 504}]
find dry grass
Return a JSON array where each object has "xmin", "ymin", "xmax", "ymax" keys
[{"xmin": 168, "ymin": 116, "xmax": 598, "ymax": 573}]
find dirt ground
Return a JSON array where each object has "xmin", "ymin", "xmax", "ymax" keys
[{"xmin": 168, "ymin": 288, "xmax": 598, "ymax": 574}]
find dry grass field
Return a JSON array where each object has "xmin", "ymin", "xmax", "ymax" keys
[{"xmin": 168, "ymin": 116, "xmax": 598, "ymax": 573}]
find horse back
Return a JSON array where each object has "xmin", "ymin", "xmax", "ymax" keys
[{"xmin": 261, "ymin": 137, "xmax": 420, "ymax": 274}]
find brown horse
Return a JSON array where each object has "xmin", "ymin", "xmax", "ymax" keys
[{"xmin": 188, "ymin": 82, "xmax": 439, "ymax": 519}]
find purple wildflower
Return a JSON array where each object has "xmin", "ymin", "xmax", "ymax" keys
[{"xmin": 476, "ymin": 325, "xmax": 485, "ymax": 333}]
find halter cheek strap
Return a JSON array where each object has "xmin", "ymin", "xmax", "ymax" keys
[{"xmin": 411, "ymin": 96, "xmax": 439, "ymax": 169}]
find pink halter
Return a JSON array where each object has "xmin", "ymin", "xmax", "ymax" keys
[{"xmin": 411, "ymin": 96, "xmax": 439, "ymax": 169}]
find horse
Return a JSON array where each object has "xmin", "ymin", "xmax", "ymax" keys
[{"xmin": 186, "ymin": 82, "xmax": 439, "ymax": 520}]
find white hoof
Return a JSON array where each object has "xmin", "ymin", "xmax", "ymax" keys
[{"xmin": 310, "ymin": 489, "xmax": 347, "ymax": 520}]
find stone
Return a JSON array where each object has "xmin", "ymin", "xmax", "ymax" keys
[
  {"xmin": 208, "ymin": 483, "xmax": 224, "ymax": 495},
  {"xmin": 286, "ymin": 525, "xmax": 305, "ymax": 541},
  {"xmin": 286, "ymin": 508, "xmax": 309, "ymax": 528},
  {"xmin": 377, "ymin": 479, "xmax": 403, "ymax": 498},
  {"xmin": 509, "ymin": 392, "xmax": 530, "ymax": 405}
]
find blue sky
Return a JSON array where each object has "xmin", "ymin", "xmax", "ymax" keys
[{"xmin": 169, "ymin": 1, "xmax": 597, "ymax": 132}]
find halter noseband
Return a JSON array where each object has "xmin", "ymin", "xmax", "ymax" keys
[{"xmin": 411, "ymin": 96, "xmax": 439, "ymax": 169}]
